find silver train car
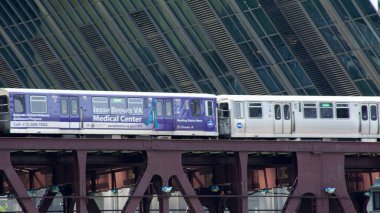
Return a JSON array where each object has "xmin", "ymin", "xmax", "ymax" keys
[{"xmin": 218, "ymin": 95, "xmax": 380, "ymax": 141}]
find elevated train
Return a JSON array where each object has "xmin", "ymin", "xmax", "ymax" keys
[{"xmin": 0, "ymin": 88, "xmax": 379, "ymax": 141}]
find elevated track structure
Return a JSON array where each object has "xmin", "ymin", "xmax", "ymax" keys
[{"xmin": 0, "ymin": 138, "xmax": 378, "ymax": 212}]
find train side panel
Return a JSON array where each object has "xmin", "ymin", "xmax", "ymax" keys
[{"xmin": 8, "ymin": 90, "xmax": 218, "ymax": 137}]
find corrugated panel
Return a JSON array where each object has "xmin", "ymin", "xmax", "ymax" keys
[
  {"xmin": 273, "ymin": 0, "xmax": 359, "ymax": 96},
  {"xmin": 79, "ymin": 25, "xmax": 136, "ymax": 91},
  {"xmin": 259, "ymin": 0, "xmax": 335, "ymax": 96},
  {"xmin": 0, "ymin": 57, "xmax": 22, "ymax": 87},
  {"xmin": 130, "ymin": 11, "xmax": 198, "ymax": 93},
  {"xmin": 187, "ymin": 0, "xmax": 267, "ymax": 95},
  {"xmin": 30, "ymin": 38, "xmax": 77, "ymax": 90}
]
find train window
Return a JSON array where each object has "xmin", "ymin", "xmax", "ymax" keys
[
  {"xmin": 14, "ymin": 95, "xmax": 25, "ymax": 113},
  {"xmin": 166, "ymin": 101, "xmax": 172, "ymax": 117},
  {"xmin": 60, "ymin": 99, "xmax": 68, "ymax": 115},
  {"xmin": 92, "ymin": 97, "xmax": 109, "ymax": 114},
  {"xmin": 185, "ymin": 100, "xmax": 189, "ymax": 110},
  {"xmin": 191, "ymin": 99, "xmax": 201, "ymax": 117},
  {"xmin": 371, "ymin": 105, "xmax": 377, "ymax": 121},
  {"xmin": 30, "ymin": 96, "xmax": 47, "ymax": 113},
  {"xmin": 362, "ymin": 105, "xmax": 368, "ymax": 120},
  {"xmin": 219, "ymin": 103, "xmax": 230, "ymax": 118},
  {"xmin": 0, "ymin": 96, "xmax": 8, "ymax": 113},
  {"xmin": 156, "ymin": 101, "xmax": 163, "ymax": 117},
  {"xmin": 234, "ymin": 102, "xmax": 243, "ymax": 118},
  {"xmin": 110, "ymin": 98, "xmax": 126, "ymax": 115},
  {"xmin": 275, "ymin": 104, "xmax": 281, "ymax": 120},
  {"xmin": 336, "ymin": 103, "xmax": 349, "ymax": 119},
  {"xmin": 71, "ymin": 99, "xmax": 78, "ymax": 116},
  {"xmin": 128, "ymin": 98, "xmax": 143, "ymax": 115},
  {"xmin": 320, "ymin": 103, "xmax": 333, "ymax": 119},
  {"xmin": 303, "ymin": 103, "xmax": 317, "ymax": 118},
  {"xmin": 284, "ymin": 104, "xmax": 290, "ymax": 120},
  {"xmin": 249, "ymin": 103, "xmax": 262, "ymax": 118},
  {"xmin": 205, "ymin": 100, "xmax": 213, "ymax": 117}
]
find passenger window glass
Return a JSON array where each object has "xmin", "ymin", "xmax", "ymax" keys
[
  {"xmin": 275, "ymin": 104, "xmax": 281, "ymax": 120},
  {"xmin": 371, "ymin": 105, "xmax": 377, "ymax": 121},
  {"xmin": 284, "ymin": 104, "xmax": 290, "ymax": 120},
  {"xmin": 362, "ymin": 105, "xmax": 368, "ymax": 120},
  {"xmin": 0, "ymin": 96, "xmax": 8, "ymax": 113},
  {"xmin": 14, "ymin": 94, "xmax": 25, "ymax": 113},
  {"xmin": 249, "ymin": 103, "xmax": 262, "ymax": 118},
  {"xmin": 92, "ymin": 97, "xmax": 109, "ymax": 114},
  {"xmin": 219, "ymin": 103, "xmax": 230, "ymax": 118},
  {"xmin": 304, "ymin": 103, "xmax": 317, "ymax": 118},
  {"xmin": 234, "ymin": 102, "xmax": 243, "ymax": 118},
  {"xmin": 110, "ymin": 98, "xmax": 126, "ymax": 114},
  {"xmin": 156, "ymin": 101, "xmax": 163, "ymax": 117},
  {"xmin": 128, "ymin": 98, "xmax": 143, "ymax": 115},
  {"xmin": 320, "ymin": 103, "xmax": 333, "ymax": 119},
  {"xmin": 205, "ymin": 100, "xmax": 213, "ymax": 116},
  {"xmin": 336, "ymin": 103, "xmax": 349, "ymax": 119},
  {"xmin": 71, "ymin": 99, "xmax": 78, "ymax": 116},
  {"xmin": 166, "ymin": 101, "xmax": 172, "ymax": 117},
  {"xmin": 30, "ymin": 96, "xmax": 47, "ymax": 113},
  {"xmin": 191, "ymin": 99, "xmax": 201, "ymax": 117},
  {"xmin": 61, "ymin": 99, "xmax": 68, "ymax": 115}
]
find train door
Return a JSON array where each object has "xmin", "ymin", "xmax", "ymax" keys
[
  {"xmin": 60, "ymin": 97, "xmax": 80, "ymax": 129},
  {"xmin": 232, "ymin": 101, "xmax": 245, "ymax": 136},
  {"xmin": 155, "ymin": 99, "xmax": 174, "ymax": 131},
  {"xmin": 360, "ymin": 104, "xmax": 378, "ymax": 135},
  {"xmin": 274, "ymin": 103, "xmax": 292, "ymax": 134}
]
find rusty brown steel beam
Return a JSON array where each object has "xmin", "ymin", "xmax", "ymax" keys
[{"xmin": 0, "ymin": 138, "xmax": 379, "ymax": 153}]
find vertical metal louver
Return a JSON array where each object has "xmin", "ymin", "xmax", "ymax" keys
[
  {"xmin": 0, "ymin": 57, "xmax": 23, "ymax": 88},
  {"xmin": 187, "ymin": 0, "xmax": 267, "ymax": 95},
  {"xmin": 79, "ymin": 25, "xmax": 136, "ymax": 91},
  {"xmin": 259, "ymin": 0, "xmax": 335, "ymax": 96},
  {"xmin": 273, "ymin": 0, "xmax": 359, "ymax": 96},
  {"xmin": 30, "ymin": 38, "xmax": 77, "ymax": 90},
  {"xmin": 130, "ymin": 11, "xmax": 198, "ymax": 93}
]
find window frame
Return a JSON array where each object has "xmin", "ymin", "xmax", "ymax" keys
[
  {"xmin": 156, "ymin": 100, "xmax": 163, "ymax": 117},
  {"xmin": 249, "ymin": 102, "xmax": 262, "ymax": 119},
  {"xmin": 92, "ymin": 97, "xmax": 109, "ymax": 115},
  {"xmin": 234, "ymin": 101, "xmax": 243, "ymax": 119},
  {"xmin": 60, "ymin": 99, "xmax": 68, "ymax": 115},
  {"xmin": 165, "ymin": 101, "xmax": 172, "ymax": 117},
  {"xmin": 336, "ymin": 103, "xmax": 350, "ymax": 119},
  {"xmin": 319, "ymin": 103, "xmax": 333, "ymax": 119},
  {"xmin": 303, "ymin": 103, "xmax": 317, "ymax": 119},
  {"xmin": 128, "ymin": 98, "xmax": 143, "ymax": 115},
  {"xmin": 205, "ymin": 100, "xmax": 214, "ymax": 117},
  {"xmin": 30, "ymin": 95, "xmax": 47, "ymax": 114},
  {"xmin": 110, "ymin": 97, "xmax": 126, "ymax": 115},
  {"xmin": 190, "ymin": 99, "xmax": 201, "ymax": 117},
  {"xmin": 14, "ymin": 94, "xmax": 25, "ymax": 113}
]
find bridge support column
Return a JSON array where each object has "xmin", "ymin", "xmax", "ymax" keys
[
  {"xmin": 284, "ymin": 152, "xmax": 355, "ymax": 213},
  {"xmin": 74, "ymin": 150, "xmax": 88, "ymax": 213},
  {"xmin": 123, "ymin": 150, "xmax": 204, "ymax": 213},
  {"xmin": 0, "ymin": 150, "xmax": 38, "ymax": 213},
  {"xmin": 227, "ymin": 152, "xmax": 248, "ymax": 213}
]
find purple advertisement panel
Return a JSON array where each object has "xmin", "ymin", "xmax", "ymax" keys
[
  {"xmin": 84, "ymin": 96, "xmax": 158, "ymax": 130},
  {"xmin": 9, "ymin": 92, "xmax": 217, "ymax": 134},
  {"xmin": 173, "ymin": 97, "xmax": 217, "ymax": 132}
]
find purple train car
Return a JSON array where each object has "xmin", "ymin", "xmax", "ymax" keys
[{"xmin": 0, "ymin": 88, "xmax": 218, "ymax": 137}]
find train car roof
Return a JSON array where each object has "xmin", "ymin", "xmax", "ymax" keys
[
  {"xmin": 217, "ymin": 95, "xmax": 380, "ymax": 103},
  {"xmin": 0, "ymin": 88, "xmax": 216, "ymax": 98}
]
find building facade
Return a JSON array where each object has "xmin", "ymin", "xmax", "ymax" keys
[{"xmin": 0, "ymin": 0, "xmax": 379, "ymax": 96}]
